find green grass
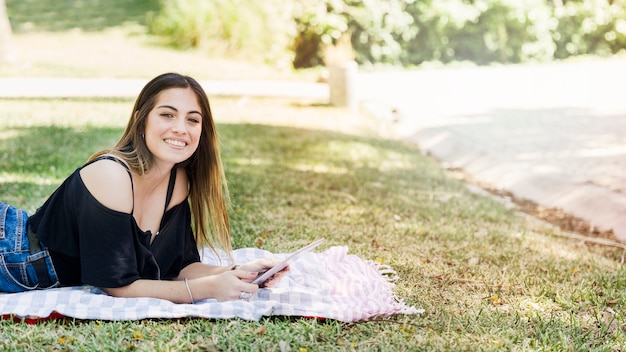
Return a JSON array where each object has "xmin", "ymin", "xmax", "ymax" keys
[
  {"xmin": 1, "ymin": 97, "xmax": 626, "ymax": 351},
  {"xmin": 6, "ymin": 0, "xmax": 160, "ymax": 32}
]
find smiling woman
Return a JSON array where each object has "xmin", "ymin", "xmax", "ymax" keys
[{"xmin": 0, "ymin": 72, "xmax": 282, "ymax": 303}]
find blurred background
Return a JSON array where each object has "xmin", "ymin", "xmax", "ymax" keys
[{"xmin": 1, "ymin": 0, "xmax": 625, "ymax": 77}]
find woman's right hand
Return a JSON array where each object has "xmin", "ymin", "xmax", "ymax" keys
[{"xmin": 195, "ymin": 268, "xmax": 259, "ymax": 302}]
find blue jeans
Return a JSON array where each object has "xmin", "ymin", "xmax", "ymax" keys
[{"xmin": 0, "ymin": 202, "xmax": 59, "ymax": 292}]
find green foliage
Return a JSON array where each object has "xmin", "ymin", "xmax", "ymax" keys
[
  {"xmin": 147, "ymin": 0, "xmax": 295, "ymax": 65},
  {"xmin": 402, "ymin": 0, "xmax": 556, "ymax": 65},
  {"xmin": 347, "ymin": 0, "xmax": 417, "ymax": 64},
  {"xmin": 551, "ymin": 0, "xmax": 626, "ymax": 59},
  {"xmin": 291, "ymin": 0, "xmax": 626, "ymax": 67},
  {"xmin": 291, "ymin": 0, "xmax": 349, "ymax": 68},
  {"xmin": 147, "ymin": 0, "xmax": 214, "ymax": 48},
  {"xmin": 292, "ymin": 0, "xmax": 416, "ymax": 67},
  {"xmin": 7, "ymin": 0, "xmax": 626, "ymax": 69}
]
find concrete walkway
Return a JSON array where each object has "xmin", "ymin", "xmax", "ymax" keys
[
  {"xmin": 1, "ymin": 58, "xmax": 625, "ymax": 240},
  {"xmin": 0, "ymin": 77, "xmax": 329, "ymax": 99},
  {"xmin": 358, "ymin": 57, "xmax": 626, "ymax": 240}
]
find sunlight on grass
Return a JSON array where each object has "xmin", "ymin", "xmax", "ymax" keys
[
  {"xmin": 291, "ymin": 163, "xmax": 349, "ymax": 174},
  {"xmin": 522, "ymin": 228, "xmax": 619, "ymax": 265},
  {"xmin": 0, "ymin": 130, "xmax": 24, "ymax": 140},
  {"xmin": 0, "ymin": 98, "xmax": 131, "ymax": 128},
  {"xmin": 0, "ymin": 173, "xmax": 61, "ymax": 186},
  {"xmin": 229, "ymin": 157, "xmax": 272, "ymax": 167},
  {"xmin": 331, "ymin": 141, "xmax": 381, "ymax": 159},
  {"xmin": 325, "ymin": 140, "xmax": 416, "ymax": 171}
]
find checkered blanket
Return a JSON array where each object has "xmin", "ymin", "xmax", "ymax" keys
[{"xmin": 0, "ymin": 246, "xmax": 422, "ymax": 322}]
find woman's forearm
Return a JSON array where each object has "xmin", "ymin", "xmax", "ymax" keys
[
  {"xmin": 104, "ymin": 264, "xmax": 261, "ymax": 303},
  {"xmin": 104, "ymin": 260, "xmax": 280, "ymax": 303},
  {"xmin": 104, "ymin": 279, "xmax": 199, "ymax": 304},
  {"xmin": 177, "ymin": 262, "xmax": 233, "ymax": 280}
]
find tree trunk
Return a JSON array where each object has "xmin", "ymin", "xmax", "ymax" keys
[{"xmin": 0, "ymin": 0, "xmax": 17, "ymax": 64}]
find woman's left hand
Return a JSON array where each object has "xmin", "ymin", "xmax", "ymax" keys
[
  {"xmin": 237, "ymin": 258, "xmax": 290, "ymax": 287},
  {"xmin": 238, "ymin": 258, "xmax": 281, "ymax": 274}
]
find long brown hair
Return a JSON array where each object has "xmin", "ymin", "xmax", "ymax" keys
[{"xmin": 91, "ymin": 73, "xmax": 231, "ymax": 253}]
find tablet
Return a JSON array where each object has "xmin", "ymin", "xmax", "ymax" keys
[{"xmin": 253, "ymin": 238, "xmax": 325, "ymax": 286}]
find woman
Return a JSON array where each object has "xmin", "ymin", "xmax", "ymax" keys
[{"xmin": 0, "ymin": 73, "xmax": 279, "ymax": 303}]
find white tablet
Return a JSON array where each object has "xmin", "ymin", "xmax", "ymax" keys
[{"xmin": 253, "ymin": 238, "xmax": 325, "ymax": 286}]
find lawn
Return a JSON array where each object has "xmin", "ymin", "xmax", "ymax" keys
[
  {"xmin": 1, "ymin": 96, "xmax": 625, "ymax": 351},
  {"xmin": 2, "ymin": 1, "xmax": 626, "ymax": 351}
]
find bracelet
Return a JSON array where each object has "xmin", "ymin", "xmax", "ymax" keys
[{"xmin": 184, "ymin": 278, "xmax": 195, "ymax": 304}]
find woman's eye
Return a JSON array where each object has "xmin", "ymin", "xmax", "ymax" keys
[
  {"xmin": 187, "ymin": 117, "xmax": 201, "ymax": 124},
  {"xmin": 161, "ymin": 113, "xmax": 174, "ymax": 118}
]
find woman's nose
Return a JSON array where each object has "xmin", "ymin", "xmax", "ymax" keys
[{"xmin": 171, "ymin": 117, "xmax": 187, "ymax": 134}]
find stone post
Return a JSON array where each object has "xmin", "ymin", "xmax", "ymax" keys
[
  {"xmin": 0, "ymin": 0, "xmax": 17, "ymax": 64},
  {"xmin": 328, "ymin": 60, "xmax": 358, "ymax": 111}
]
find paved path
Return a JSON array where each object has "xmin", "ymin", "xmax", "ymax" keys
[
  {"xmin": 0, "ymin": 77, "xmax": 328, "ymax": 99},
  {"xmin": 358, "ymin": 57, "xmax": 626, "ymax": 240},
  {"xmin": 1, "ymin": 58, "xmax": 625, "ymax": 240}
]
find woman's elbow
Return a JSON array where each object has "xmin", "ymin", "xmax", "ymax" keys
[{"xmin": 102, "ymin": 285, "xmax": 130, "ymax": 297}]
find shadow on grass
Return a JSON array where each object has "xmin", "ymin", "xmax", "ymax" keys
[
  {"xmin": 0, "ymin": 121, "xmax": 515, "ymax": 260},
  {"xmin": 0, "ymin": 125, "xmax": 123, "ymax": 209},
  {"xmin": 6, "ymin": 0, "xmax": 161, "ymax": 32},
  {"xmin": 218, "ymin": 123, "xmax": 477, "ymax": 249},
  {"xmin": 1, "ymin": 121, "xmax": 460, "ymax": 244}
]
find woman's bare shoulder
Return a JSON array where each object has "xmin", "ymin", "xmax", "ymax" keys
[{"xmin": 79, "ymin": 158, "xmax": 134, "ymax": 214}]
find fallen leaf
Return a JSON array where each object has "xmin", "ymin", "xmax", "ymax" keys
[
  {"xmin": 255, "ymin": 237, "xmax": 264, "ymax": 248},
  {"xmin": 255, "ymin": 325, "xmax": 267, "ymax": 335}
]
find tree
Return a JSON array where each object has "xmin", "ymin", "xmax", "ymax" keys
[
  {"xmin": 291, "ymin": 0, "xmax": 416, "ymax": 68},
  {"xmin": 0, "ymin": 0, "xmax": 17, "ymax": 64}
]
